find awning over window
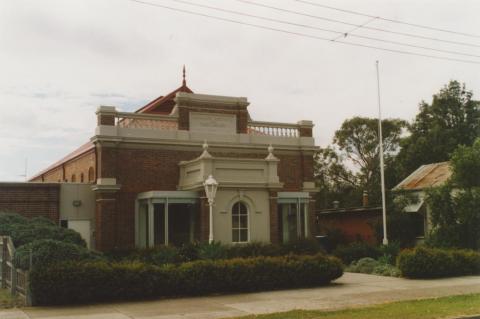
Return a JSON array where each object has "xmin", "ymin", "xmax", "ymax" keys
[
  {"xmin": 137, "ymin": 191, "xmax": 198, "ymax": 204},
  {"xmin": 277, "ymin": 192, "xmax": 310, "ymax": 203},
  {"xmin": 403, "ymin": 199, "xmax": 424, "ymax": 213}
]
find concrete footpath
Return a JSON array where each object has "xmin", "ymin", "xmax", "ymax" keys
[{"xmin": 2, "ymin": 273, "xmax": 480, "ymax": 319}]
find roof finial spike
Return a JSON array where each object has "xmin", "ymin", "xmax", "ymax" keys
[{"xmin": 182, "ymin": 65, "xmax": 186, "ymax": 86}]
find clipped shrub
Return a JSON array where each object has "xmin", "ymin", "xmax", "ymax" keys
[
  {"xmin": 8, "ymin": 223, "xmax": 86, "ymax": 247},
  {"xmin": 397, "ymin": 247, "xmax": 480, "ymax": 278},
  {"xmin": 30, "ymin": 253, "xmax": 343, "ymax": 305},
  {"xmin": 225, "ymin": 242, "xmax": 279, "ymax": 259},
  {"xmin": 14, "ymin": 239, "xmax": 101, "ymax": 270},
  {"xmin": 332, "ymin": 242, "xmax": 381, "ymax": 264},
  {"xmin": 0, "ymin": 212, "xmax": 86, "ymax": 247}
]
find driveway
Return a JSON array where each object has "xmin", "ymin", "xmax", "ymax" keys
[{"xmin": 2, "ymin": 273, "xmax": 480, "ymax": 319}]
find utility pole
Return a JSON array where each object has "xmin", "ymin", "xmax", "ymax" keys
[{"xmin": 376, "ymin": 60, "xmax": 388, "ymax": 245}]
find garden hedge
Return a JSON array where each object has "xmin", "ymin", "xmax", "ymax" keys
[
  {"xmin": 30, "ymin": 253, "xmax": 343, "ymax": 305},
  {"xmin": 105, "ymin": 239, "xmax": 325, "ymax": 265},
  {"xmin": 14, "ymin": 239, "xmax": 101, "ymax": 270},
  {"xmin": 397, "ymin": 247, "xmax": 480, "ymax": 278}
]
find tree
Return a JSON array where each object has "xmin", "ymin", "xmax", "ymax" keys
[
  {"xmin": 426, "ymin": 139, "xmax": 480, "ymax": 250},
  {"xmin": 315, "ymin": 117, "xmax": 406, "ymax": 208},
  {"xmin": 333, "ymin": 117, "xmax": 406, "ymax": 204},
  {"xmin": 397, "ymin": 80, "xmax": 480, "ymax": 178},
  {"xmin": 314, "ymin": 147, "xmax": 360, "ymax": 209}
]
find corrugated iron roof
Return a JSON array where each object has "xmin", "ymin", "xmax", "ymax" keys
[{"xmin": 394, "ymin": 161, "xmax": 452, "ymax": 191}]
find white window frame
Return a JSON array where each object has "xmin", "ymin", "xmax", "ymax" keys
[{"xmin": 231, "ymin": 201, "xmax": 250, "ymax": 244}]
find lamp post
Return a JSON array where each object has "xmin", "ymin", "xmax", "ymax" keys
[{"xmin": 204, "ymin": 174, "xmax": 218, "ymax": 244}]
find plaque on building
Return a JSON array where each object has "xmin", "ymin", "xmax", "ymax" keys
[{"xmin": 189, "ymin": 112, "xmax": 237, "ymax": 134}]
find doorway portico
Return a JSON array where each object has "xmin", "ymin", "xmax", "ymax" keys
[{"xmin": 135, "ymin": 191, "xmax": 199, "ymax": 248}]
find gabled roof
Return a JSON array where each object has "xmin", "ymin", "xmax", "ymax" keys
[
  {"xmin": 393, "ymin": 162, "xmax": 452, "ymax": 191},
  {"xmin": 134, "ymin": 84, "xmax": 193, "ymax": 114},
  {"xmin": 29, "ymin": 141, "xmax": 94, "ymax": 181}
]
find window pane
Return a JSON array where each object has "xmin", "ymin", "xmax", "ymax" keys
[
  {"xmin": 240, "ymin": 215, "xmax": 248, "ymax": 228},
  {"xmin": 240, "ymin": 229, "xmax": 248, "ymax": 242},
  {"xmin": 232, "ymin": 215, "xmax": 239, "ymax": 228},
  {"xmin": 239, "ymin": 203, "xmax": 247, "ymax": 215},
  {"xmin": 233, "ymin": 202, "xmax": 239, "ymax": 214},
  {"xmin": 232, "ymin": 229, "xmax": 239, "ymax": 242},
  {"xmin": 154, "ymin": 204, "xmax": 165, "ymax": 246}
]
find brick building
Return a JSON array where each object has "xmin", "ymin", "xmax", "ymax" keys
[{"xmin": 30, "ymin": 76, "xmax": 319, "ymax": 251}]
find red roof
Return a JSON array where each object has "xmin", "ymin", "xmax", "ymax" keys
[
  {"xmin": 29, "ymin": 83, "xmax": 193, "ymax": 181},
  {"xmin": 29, "ymin": 141, "xmax": 94, "ymax": 181},
  {"xmin": 135, "ymin": 84, "xmax": 193, "ymax": 114}
]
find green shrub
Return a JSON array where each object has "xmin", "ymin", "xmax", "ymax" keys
[
  {"xmin": 347, "ymin": 257, "xmax": 378, "ymax": 273},
  {"xmin": 397, "ymin": 247, "xmax": 480, "ymax": 278},
  {"xmin": 379, "ymin": 241, "xmax": 401, "ymax": 265},
  {"xmin": 279, "ymin": 238, "xmax": 325, "ymax": 255},
  {"xmin": 372, "ymin": 263, "xmax": 401, "ymax": 277},
  {"xmin": 332, "ymin": 242, "xmax": 381, "ymax": 264},
  {"xmin": 0, "ymin": 212, "xmax": 86, "ymax": 247},
  {"xmin": 14, "ymin": 239, "xmax": 101, "ymax": 270},
  {"xmin": 105, "ymin": 240, "xmax": 326, "ymax": 265},
  {"xmin": 8, "ymin": 223, "xmax": 86, "ymax": 247},
  {"xmin": 346, "ymin": 257, "xmax": 401, "ymax": 277},
  {"xmin": 225, "ymin": 242, "xmax": 281, "ymax": 259},
  {"xmin": 30, "ymin": 254, "xmax": 343, "ymax": 305},
  {"xmin": 197, "ymin": 241, "xmax": 227, "ymax": 260}
]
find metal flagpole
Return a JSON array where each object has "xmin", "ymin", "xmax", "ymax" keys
[{"xmin": 376, "ymin": 60, "xmax": 388, "ymax": 245}]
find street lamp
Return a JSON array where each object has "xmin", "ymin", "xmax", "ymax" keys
[{"xmin": 204, "ymin": 174, "xmax": 218, "ymax": 244}]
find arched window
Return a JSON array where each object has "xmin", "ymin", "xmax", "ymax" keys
[
  {"xmin": 71, "ymin": 174, "xmax": 76, "ymax": 182},
  {"xmin": 88, "ymin": 167, "xmax": 95, "ymax": 183},
  {"xmin": 80, "ymin": 173, "xmax": 84, "ymax": 183},
  {"xmin": 232, "ymin": 202, "xmax": 249, "ymax": 243}
]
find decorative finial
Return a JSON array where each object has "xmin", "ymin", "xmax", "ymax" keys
[
  {"xmin": 265, "ymin": 144, "xmax": 277, "ymax": 160},
  {"xmin": 182, "ymin": 65, "xmax": 186, "ymax": 86},
  {"xmin": 268, "ymin": 144, "xmax": 274, "ymax": 154},
  {"xmin": 200, "ymin": 140, "xmax": 212, "ymax": 159},
  {"xmin": 203, "ymin": 140, "xmax": 208, "ymax": 151}
]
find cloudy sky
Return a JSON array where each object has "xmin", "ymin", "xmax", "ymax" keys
[{"xmin": 1, "ymin": 0, "xmax": 479, "ymax": 181}]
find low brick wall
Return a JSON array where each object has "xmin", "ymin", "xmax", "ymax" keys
[
  {"xmin": 0, "ymin": 183, "xmax": 60, "ymax": 223},
  {"xmin": 316, "ymin": 207, "xmax": 382, "ymax": 244}
]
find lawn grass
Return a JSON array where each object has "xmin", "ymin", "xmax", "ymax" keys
[
  {"xmin": 233, "ymin": 293, "xmax": 480, "ymax": 319},
  {"xmin": 0, "ymin": 288, "xmax": 22, "ymax": 308}
]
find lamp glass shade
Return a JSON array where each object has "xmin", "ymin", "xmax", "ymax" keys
[{"xmin": 204, "ymin": 175, "xmax": 218, "ymax": 201}]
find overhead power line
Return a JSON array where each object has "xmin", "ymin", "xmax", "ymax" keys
[
  {"xmin": 165, "ymin": 0, "xmax": 480, "ymax": 59},
  {"xmin": 294, "ymin": 0, "xmax": 480, "ymax": 39},
  {"xmin": 236, "ymin": 0, "xmax": 480, "ymax": 48},
  {"xmin": 126, "ymin": 0, "xmax": 480, "ymax": 65}
]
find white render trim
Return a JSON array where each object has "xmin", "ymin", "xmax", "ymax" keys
[
  {"xmin": 277, "ymin": 192, "xmax": 310, "ymax": 198},
  {"xmin": 93, "ymin": 126, "xmax": 317, "ymax": 149},
  {"xmin": 137, "ymin": 191, "xmax": 198, "ymax": 200}
]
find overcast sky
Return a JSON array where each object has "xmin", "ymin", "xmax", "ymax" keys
[{"xmin": 1, "ymin": 0, "xmax": 479, "ymax": 181}]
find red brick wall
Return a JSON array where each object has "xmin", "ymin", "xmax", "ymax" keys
[
  {"xmin": 97, "ymin": 146, "xmax": 315, "ymax": 249},
  {"xmin": 64, "ymin": 151, "xmax": 96, "ymax": 183},
  {"xmin": 316, "ymin": 211, "xmax": 381, "ymax": 244},
  {"xmin": 0, "ymin": 183, "xmax": 60, "ymax": 223},
  {"xmin": 31, "ymin": 150, "xmax": 96, "ymax": 183}
]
